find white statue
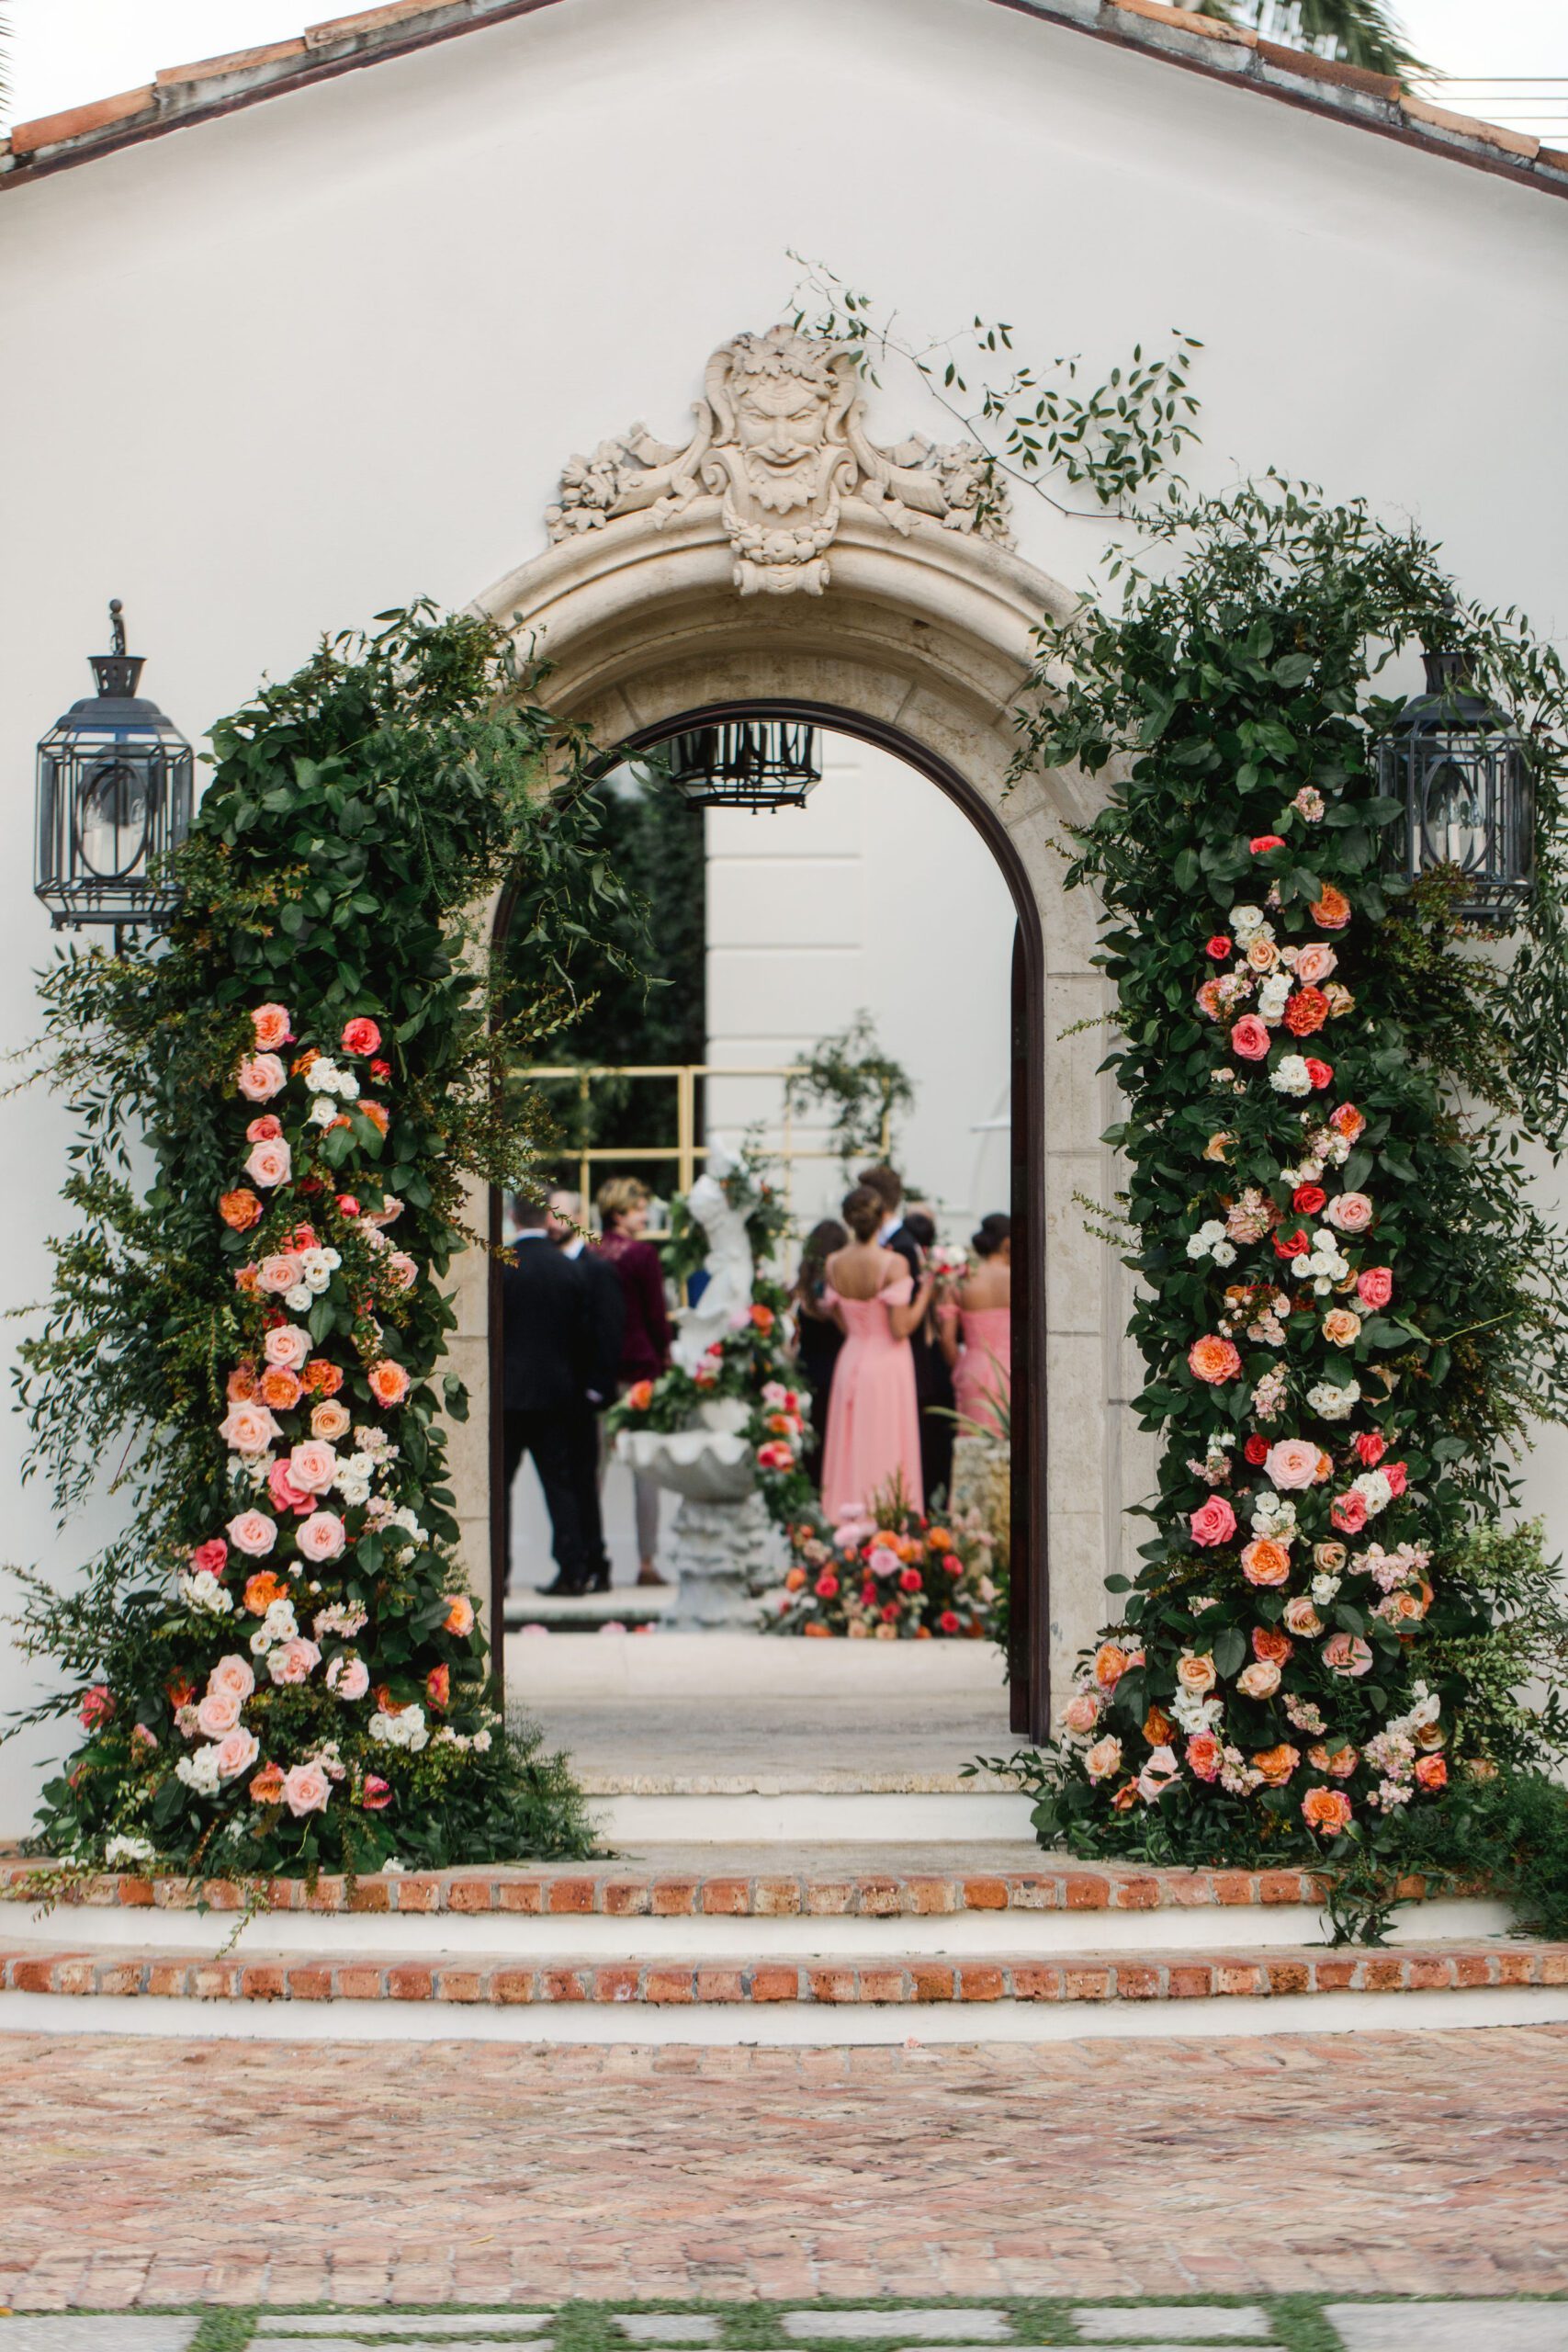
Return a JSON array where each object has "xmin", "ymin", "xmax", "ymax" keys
[{"xmin": 670, "ymin": 1136, "xmax": 755, "ymax": 1372}]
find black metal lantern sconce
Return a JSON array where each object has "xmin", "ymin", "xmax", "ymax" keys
[
  {"xmin": 1380, "ymin": 639, "xmax": 1534, "ymax": 925},
  {"xmin": 35, "ymin": 600, "xmax": 193, "ymax": 944},
  {"xmin": 665, "ymin": 719, "xmax": 821, "ymax": 812}
]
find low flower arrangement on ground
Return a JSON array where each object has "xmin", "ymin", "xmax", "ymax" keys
[
  {"xmin": 8, "ymin": 607, "xmax": 623, "ymax": 1875},
  {"xmin": 773, "ymin": 1484, "xmax": 999, "ymax": 1640}
]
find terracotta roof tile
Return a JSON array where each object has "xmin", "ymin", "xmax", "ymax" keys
[
  {"xmin": 306, "ymin": 0, "xmax": 446, "ymax": 46},
  {"xmin": 1255, "ymin": 37, "xmax": 1397, "ymax": 99},
  {"xmin": 1399, "ymin": 91, "xmax": 1540, "ymax": 161},
  {"xmin": 8, "ymin": 85, "xmax": 154, "ymax": 156},
  {"xmin": 156, "ymin": 39, "xmax": 308, "ymax": 87},
  {"xmin": 1108, "ymin": 0, "xmax": 1253, "ymax": 44}
]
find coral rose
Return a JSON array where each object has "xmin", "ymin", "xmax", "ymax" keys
[
  {"xmin": 1187, "ymin": 1731, "xmax": 1223, "ymax": 1781},
  {"xmin": 1241, "ymin": 1538, "xmax": 1292, "ymax": 1588},
  {"xmin": 444, "ymin": 1594, "xmax": 475, "ymax": 1637},
  {"xmin": 1264, "ymin": 1438, "xmax": 1320, "ymax": 1491},
  {"xmin": 341, "ymin": 1017, "xmax": 382, "ymax": 1057},
  {"xmin": 310, "ymin": 1399, "xmax": 352, "ymax": 1442},
  {"xmin": 191, "ymin": 1538, "xmax": 229, "ymax": 1578},
  {"xmin": 361, "ymin": 1775, "xmax": 393, "ymax": 1811},
  {"xmin": 1205, "ymin": 934, "xmax": 1233, "ymax": 960},
  {"xmin": 227, "ymin": 1363, "xmax": 257, "ymax": 1401},
  {"xmin": 1322, "ymin": 1632, "xmax": 1374, "ymax": 1677},
  {"xmin": 287, "ymin": 1440, "xmax": 338, "ymax": 1495},
  {"xmin": 196, "ymin": 1689, "xmax": 243, "ymax": 1738},
  {"xmin": 212, "ymin": 1728, "xmax": 260, "ymax": 1781},
  {"xmin": 625, "ymin": 1379, "xmax": 654, "ymax": 1412},
  {"xmin": 1295, "ymin": 944, "xmax": 1338, "ymax": 985},
  {"xmin": 265, "ymin": 1324, "xmax": 311, "ymax": 1372},
  {"xmin": 1322, "ymin": 1308, "xmax": 1362, "ymax": 1347},
  {"xmin": 1093, "ymin": 1642, "xmax": 1132, "ymax": 1690},
  {"xmin": 238, "ymin": 1052, "xmax": 287, "ymax": 1104},
  {"xmin": 244, "ymin": 1136, "xmax": 292, "ymax": 1190},
  {"xmin": 1284, "ymin": 987, "xmax": 1329, "ymax": 1036},
  {"xmin": 259, "ymin": 1368, "xmax": 304, "ymax": 1413},
  {"xmin": 1175, "ymin": 1651, "xmax": 1217, "ymax": 1695},
  {"xmin": 426, "ymin": 1664, "xmax": 450, "ymax": 1709},
  {"xmin": 243, "ymin": 1569, "xmax": 287, "ymax": 1612},
  {"xmin": 1084, "ymin": 1736, "xmax": 1122, "ymax": 1783},
  {"xmin": 1189, "ymin": 1335, "xmax": 1242, "ymax": 1385},
  {"xmin": 1284, "ymin": 1598, "xmax": 1325, "ymax": 1637},
  {"xmin": 79, "ymin": 1684, "xmax": 114, "ymax": 1731},
  {"xmin": 1358, "ymin": 1266, "xmax": 1393, "ymax": 1310},
  {"xmin": 1325, "ymin": 1192, "xmax": 1374, "ymax": 1234},
  {"xmin": 1249, "ymin": 834, "xmax": 1285, "ymax": 854},
  {"xmin": 1274, "ymin": 1227, "xmax": 1310, "ymax": 1261},
  {"xmin": 209, "ymin": 1654, "xmax": 255, "ymax": 1702},
  {"xmin": 297, "ymin": 1510, "xmax": 347, "ymax": 1564},
  {"xmin": 1189, "ymin": 1495, "xmax": 1237, "ymax": 1547},
  {"xmin": 280, "ymin": 1760, "xmax": 331, "ymax": 1817},
  {"xmin": 1355, "ymin": 1430, "xmax": 1387, "ymax": 1466},
  {"xmin": 246, "ymin": 1113, "xmax": 283, "ymax": 1144},
  {"xmin": 267, "ymin": 1458, "xmax": 312, "ymax": 1516},
  {"xmin": 1304, "ymin": 1058, "xmax": 1334, "ymax": 1091},
  {"xmin": 1244, "ymin": 1434, "xmax": 1270, "ymax": 1467},
  {"xmin": 219, "ymin": 1400, "xmax": 282, "ymax": 1455},
  {"xmin": 367, "ymin": 1359, "xmax": 411, "ymax": 1408},
  {"xmin": 1236, "ymin": 1659, "xmax": 1281, "ymax": 1699},
  {"xmin": 750, "ymin": 1304, "xmax": 776, "ymax": 1333},
  {"xmin": 1253, "ymin": 1626, "xmax": 1293, "ymax": 1664},
  {"xmin": 1252, "ymin": 1742, "xmax": 1301, "ymax": 1787},
  {"xmin": 252, "ymin": 1004, "xmax": 293, "ymax": 1051},
  {"xmin": 228, "ymin": 1511, "xmax": 278, "ymax": 1561},
  {"xmin": 220, "ymin": 1188, "xmax": 264, "ymax": 1232},
  {"xmin": 250, "ymin": 1761, "xmax": 286, "ymax": 1805},
  {"xmin": 1416, "ymin": 1753, "xmax": 1449, "ymax": 1791},
  {"xmin": 1303, "ymin": 1787, "xmax": 1353, "ymax": 1834},
  {"xmin": 1331, "ymin": 1490, "xmax": 1370, "ymax": 1534},
  {"xmin": 1230, "ymin": 1014, "xmax": 1270, "ymax": 1061},
  {"xmin": 1310, "ymin": 884, "xmax": 1352, "ymax": 930}
]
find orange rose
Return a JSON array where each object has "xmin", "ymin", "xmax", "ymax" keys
[
  {"xmin": 243, "ymin": 1570, "xmax": 287, "ymax": 1614},
  {"xmin": 220, "ymin": 1188, "xmax": 264, "ymax": 1232},
  {"xmin": 249, "ymin": 1761, "xmax": 286, "ymax": 1806},
  {"xmin": 1283, "ymin": 987, "xmax": 1328, "ymax": 1036},
  {"xmin": 927, "ymin": 1528, "xmax": 953, "ymax": 1552},
  {"xmin": 1303, "ymin": 1786, "xmax": 1353, "ymax": 1834},
  {"xmin": 1143, "ymin": 1705, "xmax": 1175, "ymax": 1747},
  {"xmin": 1415, "ymin": 1753, "xmax": 1448, "ymax": 1791},
  {"xmin": 259, "ymin": 1367, "xmax": 303, "ymax": 1411},
  {"xmin": 625, "ymin": 1380, "xmax": 654, "ymax": 1412},
  {"xmin": 784, "ymin": 1566, "xmax": 807, "ymax": 1592},
  {"xmin": 1309, "ymin": 883, "xmax": 1352, "ymax": 930},
  {"xmin": 804, "ymin": 1622, "xmax": 831, "ymax": 1638},
  {"xmin": 359, "ymin": 1101, "xmax": 390, "ymax": 1136},
  {"xmin": 226, "ymin": 1363, "xmax": 258, "ymax": 1402},
  {"xmin": 1308, "ymin": 1742, "xmax": 1359, "ymax": 1780},
  {"xmin": 1252, "ymin": 1742, "xmax": 1302, "ymax": 1787},
  {"xmin": 1241, "ymin": 1538, "xmax": 1292, "ymax": 1588},
  {"xmin": 749, "ymin": 1304, "xmax": 776, "ymax": 1334},
  {"xmin": 301, "ymin": 1359, "xmax": 344, "ymax": 1396},
  {"xmin": 1203, "ymin": 1131, "xmax": 1236, "ymax": 1163},
  {"xmin": 291, "ymin": 1048, "xmax": 321, "ymax": 1078},
  {"xmin": 444, "ymin": 1595, "xmax": 476, "ymax": 1637},
  {"xmin": 1252, "ymin": 1626, "xmax": 1293, "ymax": 1665},
  {"xmin": 367, "ymin": 1359, "xmax": 411, "ymax": 1408},
  {"xmin": 1093, "ymin": 1642, "xmax": 1131, "ymax": 1691},
  {"xmin": 425, "ymin": 1664, "xmax": 449, "ymax": 1710},
  {"xmin": 233, "ymin": 1263, "xmax": 262, "ymax": 1298},
  {"xmin": 1189, "ymin": 1334, "xmax": 1242, "ymax": 1385}
]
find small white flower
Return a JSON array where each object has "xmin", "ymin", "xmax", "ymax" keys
[
  {"xmin": 1269, "ymin": 1055, "xmax": 1313, "ymax": 1096},
  {"xmin": 305, "ymin": 1057, "xmax": 346, "ymax": 1095},
  {"xmin": 1258, "ymin": 975, "xmax": 1292, "ymax": 1023},
  {"xmin": 1312, "ymin": 1572, "xmax": 1343, "ymax": 1605},
  {"xmin": 105, "ymin": 1833, "xmax": 157, "ymax": 1866},
  {"xmin": 285, "ymin": 1283, "xmax": 314, "ymax": 1312},
  {"xmin": 175, "ymin": 1746, "xmax": 223, "ymax": 1797},
  {"xmin": 178, "ymin": 1570, "xmax": 234, "ymax": 1616},
  {"xmin": 1306, "ymin": 1379, "xmax": 1360, "ymax": 1421},
  {"xmin": 1231, "ymin": 904, "xmax": 1269, "ymax": 942},
  {"xmin": 309, "ymin": 1098, "xmax": 338, "ymax": 1128}
]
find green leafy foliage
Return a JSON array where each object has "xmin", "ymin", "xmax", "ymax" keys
[{"xmin": 784, "ymin": 1015, "xmax": 916, "ymax": 1175}]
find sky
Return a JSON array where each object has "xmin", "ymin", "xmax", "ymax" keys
[{"xmin": 4, "ymin": 0, "xmax": 1563, "ymax": 123}]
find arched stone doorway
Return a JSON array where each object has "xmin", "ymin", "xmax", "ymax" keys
[{"xmin": 446, "ymin": 337, "xmax": 1148, "ymax": 1740}]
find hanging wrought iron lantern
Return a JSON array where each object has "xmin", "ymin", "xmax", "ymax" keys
[
  {"xmin": 665, "ymin": 719, "xmax": 820, "ymax": 812},
  {"xmin": 1379, "ymin": 643, "xmax": 1533, "ymax": 924},
  {"xmin": 35, "ymin": 600, "xmax": 194, "ymax": 937}
]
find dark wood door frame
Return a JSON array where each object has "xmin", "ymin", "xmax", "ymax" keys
[{"xmin": 489, "ymin": 696, "xmax": 1052, "ymax": 1742}]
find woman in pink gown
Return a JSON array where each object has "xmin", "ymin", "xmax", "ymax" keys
[
  {"xmin": 938, "ymin": 1213, "xmax": 1012, "ymax": 1435},
  {"xmin": 819, "ymin": 1187, "xmax": 935, "ymax": 1522}
]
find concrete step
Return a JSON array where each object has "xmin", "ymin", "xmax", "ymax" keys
[
  {"xmin": 2, "ymin": 1934, "xmax": 1563, "ymax": 2044},
  {"xmin": 581, "ymin": 1786, "xmax": 1036, "ymax": 1839}
]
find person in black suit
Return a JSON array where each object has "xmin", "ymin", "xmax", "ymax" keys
[
  {"xmin": 502, "ymin": 1197, "xmax": 592, "ymax": 1595},
  {"xmin": 858, "ymin": 1165, "xmax": 955, "ymax": 1510},
  {"xmin": 547, "ymin": 1186, "xmax": 626, "ymax": 1594}
]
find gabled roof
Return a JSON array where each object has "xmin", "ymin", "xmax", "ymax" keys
[{"xmin": 3, "ymin": 0, "xmax": 1566, "ymax": 201}]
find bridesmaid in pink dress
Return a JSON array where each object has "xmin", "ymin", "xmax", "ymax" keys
[
  {"xmin": 819, "ymin": 1187, "xmax": 935, "ymax": 1522},
  {"xmin": 938, "ymin": 1213, "xmax": 1012, "ymax": 1435}
]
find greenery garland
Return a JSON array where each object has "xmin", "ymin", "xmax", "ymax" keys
[
  {"xmin": 6, "ymin": 606, "xmax": 638, "ymax": 1874},
  {"xmin": 1000, "ymin": 482, "xmax": 1568, "ymax": 1894}
]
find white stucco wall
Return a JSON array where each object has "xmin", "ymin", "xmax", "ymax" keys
[{"xmin": 2, "ymin": 0, "xmax": 1567, "ymax": 1828}]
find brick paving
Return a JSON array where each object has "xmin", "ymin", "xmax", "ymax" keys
[{"xmin": 2, "ymin": 2028, "xmax": 1567, "ymax": 2307}]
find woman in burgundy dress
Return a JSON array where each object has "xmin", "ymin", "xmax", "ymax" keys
[{"xmin": 595, "ymin": 1176, "xmax": 673, "ymax": 1586}]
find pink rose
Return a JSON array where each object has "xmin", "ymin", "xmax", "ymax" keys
[
  {"xmin": 327, "ymin": 1655, "xmax": 370, "ymax": 1702},
  {"xmin": 267, "ymin": 1635, "xmax": 322, "ymax": 1688},
  {"xmin": 1062, "ymin": 1691, "xmax": 1102, "ymax": 1736},
  {"xmin": 257, "ymin": 1254, "xmax": 302, "ymax": 1295},
  {"xmin": 1322, "ymin": 1632, "xmax": 1374, "ymax": 1678},
  {"xmin": 1384, "ymin": 1460, "xmax": 1408, "ymax": 1498},
  {"xmin": 280, "ymin": 1759, "xmax": 332, "ymax": 1817},
  {"xmin": 386, "ymin": 1252, "xmax": 418, "ymax": 1292},
  {"xmin": 287, "ymin": 1440, "xmax": 338, "ymax": 1495},
  {"xmin": 218, "ymin": 1400, "xmax": 282, "ymax": 1455},
  {"xmin": 267, "ymin": 1459, "xmax": 313, "ymax": 1517},
  {"xmin": 208, "ymin": 1654, "xmax": 255, "ymax": 1703},
  {"xmin": 226, "ymin": 1509, "xmax": 278, "ymax": 1558},
  {"xmin": 1331, "ymin": 1489, "xmax": 1370, "ymax": 1533},
  {"xmin": 251, "ymin": 1004, "xmax": 293, "ymax": 1052},
  {"xmin": 367, "ymin": 1359, "xmax": 411, "ymax": 1408},
  {"xmin": 1283, "ymin": 1598, "xmax": 1325, "ymax": 1637},
  {"xmin": 341, "ymin": 1016, "xmax": 382, "ymax": 1057},
  {"xmin": 362, "ymin": 1775, "xmax": 393, "ymax": 1812},
  {"xmin": 195, "ymin": 1689, "xmax": 243, "ymax": 1738},
  {"xmin": 79, "ymin": 1683, "xmax": 114, "ymax": 1731},
  {"xmin": 212, "ymin": 1727, "xmax": 261, "ymax": 1781},
  {"xmin": 1294, "ymin": 944, "xmax": 1338, "ymax": 986},
  {"xmin": 1358, "ymin": 1266, "xmax": 1393, "ymax": 1310},
  {"xmin": 244, "ymin": 1137, "xmax": 292, "ymax": 1190},
  {"xmin": 264, "ymin": 1324, "xmax": 311, "ymax": 1373},
  {"xmin": 190, "ymin": 1538, "xmax": 228, "ymax": 1577},
  {"xmin": 1235, "ymin": 1659, "xmax": 1281, "ymax": 1700},
  {"xmin": 1263, "ymin": 1438, "xmax": 1321, "ymax": 1492},
  {"xmin": 1325, "ymin": 1193, "xmax": 1373, "ymax": 1234},
  {"xmin": 297, "ymin": 1510, "xmax": 347, "ymax": 1564},
  {"xmin": 237, "ymin": 1053, "xmax": 287, "ymax": 1104},
  {"xmin": 245, "ymin": 1113, "xmax": 283, "ymax": 1145},
  {"xmin": 1189, "ymin": 1494, "xmax": 1237, "ymax": 1547},
  {"xmin": 1230, "ymin": 1014, "xmax": 1270, "ymax": 1061}
]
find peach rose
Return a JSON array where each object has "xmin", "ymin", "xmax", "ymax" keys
[
  {"xmin": 195, "ymin": 1689, "xmax": 243, "ymax": 1738},
  {"xmin": 1231, "ymin": 1014, "xmax": 1270, "ymax": 1061},
  {"xmin": 1264, "ymin": 1438, "xmax": 1321, "ymax": 1491},
  {"xmin": 359, "ymin": 1101, "xmax": 389, "ymax": 1136},
  {"xmin": 246, "ymin": 1113, "xmax": 282, "ymax": 1144},
  {"xmin": 212, "ymin": 1727, "xmax": 261, "ymax": 1781},
  {"xmin": 327, "ymin": 1655, "xmax": 370, "ymax": 1701},
  {"xmin": 1325, "ymin": 1193, "xmax": 1373, "ymax": 1234},
  {"xmin": 1245, "ymin": 936, "xmax": 1280, "ymax": 973},
  {"xmin": 237, "ymin": 1052, "xmax": 288, "ymax": 1104},
  {"xmin": 310, "ymin": 1399, "xmax": 353, "ymax": 1442},
  {"xmin": 1294, "ymin": 943, "xmax": 1338, "ymax": 986},
  {"xmin": 1322, "ymin": 1308, "xmax": 1363, "ymax": 1347},
  {"xmin": 1176, "ymin": 1651, "xmax": 1217, "ymax": 1696},
  {"xmin": 1314, "ymin": 1541, "xmax": 1348, "ymax": 1573},
  {"xmin": 1062, "ymin": 1691, "xmax": 1102, "ymax": 1736},
  {"xmin": 220, "ymin": 1189, "xmax": 264, "ymax": 1232},
  {"xmin": 259, "ymin": 1368, "xmax": 303, "ymax": 1413},
  {"xmin": 257, "ymin": 1254, "xmax": 302, "ymax": 1295},
  {"xmin": 1084, "ymin": 1736, "xmax": 1122, "ymax": 1783},
  {"xmin": 1309, "ymin": 883, "xmax": 1352, "ymax": 930},
  {"xmin": 1189, "ymin": 1335, "xmax": 1242, "ymax": 1385},
  {"xmin": 1203, "ymin": 1131, "xmax": 1236, "ymax": 1163},
  {"xmin": 1092, "ymin": 1642, "xmax": 1132, "ymax": 1691},
  {"xmin": 287, "ymin": 1440, "xmax": 338, "ymax": 1495},
  {"xmin": 218, "ymin": 1399, "xmax": 282, "ymax": 1455},
  {"xmin": 445, "ymin": 1594, "xmax": 476, "ymax": 1638},
  {"xmin": 1283, "ymin": 1597, "xmax": 1325, "ymax": 1637},
  {"xmin": 267, "ymin": 1635, "xmax": 321, "ymax": 1687},
  {"xmin": 227, "ymin": 1510, "xmax": 278, "ymax": 1560},
  {"xmin": 1303, "ymin": 1786, "xmax": 1353, "ymax": 1834},
  {"xmin": 280, "ymin": 1759, "xmax": 331, "ymax": 1817},
  {"xmin": 244, "ymin": 1137, "xmax": 292, "ymax": 1190},
  {"xmin": 264, "ymin": 1324, "xmax": 311, "ymax": 1372},
  {"xmin": 1416, "ymin": 1753, "xmax": 1449, "ymax": 1792},
  {"xmin": 1309, "ymin": 1742, "xmax": 1359, "ymax": 1780},
  {"xmin": 1322, "ymin": 1632, "xmax": 1374, "ymax": 1678},
  {"xmin": 209, "ymin": 1654, "xmax": 255, "ymax": 1702},
  {"xmin": 297, "ymin": 1510, "xmax": 347, "ymax": 1564},
  {"xmin": 1236, "ymin": 1659, "xmax": 1281, "ymax": 1700},
  {"xmin": 226, "ymin": 1363, "xmax": 257, "ymax": 1401},
  {"xmin": 252, "ymin": 1004, "xmax": 293, "ymax": 1051},
  {"xmin": 1241, "ymin": 1537, "xmax": 1292, "ymax": 1588},
  {"xmin": 1251, "ymin": 1742, "xmax": 1302, "ymax": 1787},
  {"xmin": 1190, "ymin": 1495, "xmax": 1237, "ymax": 1548},
  {"xmin": 625, "ymin": 1379, "xmax": 654, "ymax": 1412},
  {"xmin": 1187, "ymin": 1730, "xmax": 1223, "ymax": 1781},
  {"xmin": 250, "ymin": 1760, "xmax": 286, "ymax": 1805},
  {"xmin": 386, "ymin": 1253, "xmax": 417, "ymax": 1292},
  {"xmin": 367, "ymin": 1359, "xmax": 411, "ymax": 1408},
  {"xmin": 301, "ymin": 1359, "xmax": 344, "ymax": 1396}
]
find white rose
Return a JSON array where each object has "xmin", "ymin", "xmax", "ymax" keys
[
  {"xmin": 285, "ymin": 1284, "xmax": 314, "ymax": 1312},
  {"xmin": 1269, "ymin": 1056, "xmax": 1313, "ymax": 1096},
  {"xmin": 1306, "ymin": 1379, "xmax": 1359, "ymax": 1420}
]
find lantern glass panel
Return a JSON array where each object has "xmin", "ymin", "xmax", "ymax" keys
[
  {"xmin": 77, "ymin": 756, "xmax": 153, "ymax": 879},
  {"xmin": 1380, "ymin": 651, "xmax": 1533, "ymax": 925},
  {"xmin": 34, "ymin": 620, "xmax": 193, "ymax": 932}
]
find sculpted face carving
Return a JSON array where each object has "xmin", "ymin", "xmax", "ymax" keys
[{"xmin": 546, "ymin": 324, "xmax": 1012, "ymax": 595}]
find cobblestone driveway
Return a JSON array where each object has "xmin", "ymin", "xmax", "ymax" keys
[{"xmin": 3, "ymin": 2029, "xmax": 1566, "ymax": 2309}]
